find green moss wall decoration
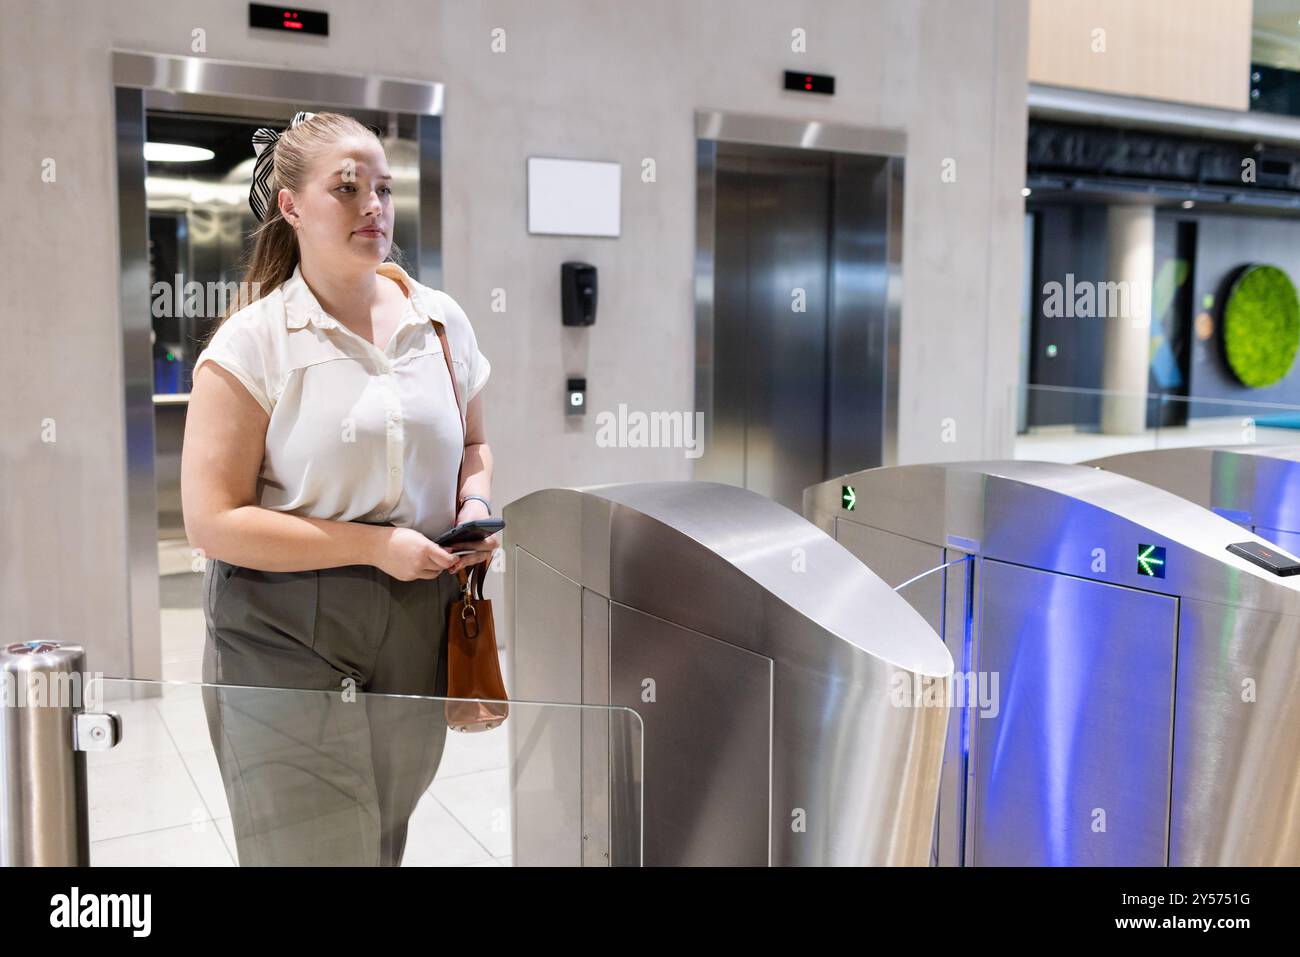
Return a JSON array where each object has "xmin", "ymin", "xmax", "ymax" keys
[{"xmin": 1223, "ymin": 263, "xmax": 1300, "ymax": 388}]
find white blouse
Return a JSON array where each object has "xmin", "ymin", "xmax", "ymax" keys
[{"xmin": 192, "ymin": 261, "xmax": 490, "ymax": 540}]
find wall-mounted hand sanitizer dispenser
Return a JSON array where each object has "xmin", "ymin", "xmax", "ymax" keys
[{"xmin": 561, "ymin": 262, "xmax": 597, "ymax": 326}]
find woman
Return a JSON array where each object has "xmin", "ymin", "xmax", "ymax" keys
[{"xmin": 181, "ymin": 111, "xmax": 497, "ymax": 866}]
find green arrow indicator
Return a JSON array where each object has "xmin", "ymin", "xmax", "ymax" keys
[
  {"xmin": 841, "ymin": 485, "xmax": 856, "ymax": 511},
  {"xmin": 1137, "ymin": 544, "xmax": 1166, "ymax": 578}
]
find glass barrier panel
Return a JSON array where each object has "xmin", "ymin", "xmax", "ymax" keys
[
  {"xmin": 891, "ymin": 553, "xmax": 974, "ymax": 649},
  {"xmin": 890, "ymin": 553, "xmax": 975, "ymax": 868},
  {"xmin": 1157, "ymin": 393, "xmax": 1300, "ymax": 450},
  {"xmin": 84, "ymin": 678, "xmax": 642, "ymax": 867},
  {"xmin": 1014, "ymin": 384, "xmax": 1164, "ymax": 462},
  {"xmin": 1014, "ymin": 384, "xmax": 1300, "ymax": 463}
]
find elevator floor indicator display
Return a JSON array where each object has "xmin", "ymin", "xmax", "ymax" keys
[{"xmin": 1137, "ymin": 544, "xmax": 1167, "ymax": 578}]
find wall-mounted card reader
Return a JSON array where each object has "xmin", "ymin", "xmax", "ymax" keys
[
  {"xmin": 1227, "ymin": 541, "xmax": 1300, "ymax": 576},
  {"xmin": 561, "ymin": 262, "xmax": 597, "ymax": 326}
]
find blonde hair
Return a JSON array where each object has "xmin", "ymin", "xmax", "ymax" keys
[{"xmin": 212, "ymin": 111, "xmax": 394, "ymax": 332}]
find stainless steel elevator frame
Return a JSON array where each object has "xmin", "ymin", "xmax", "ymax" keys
[
  {"xmin": 111, "ymin": 51, "xmax": 444, "ymax": 679},
  {"xmin": 807, "ymin": 460, "xmax": 1300, "ymax": 866},
  {"xmin": 505, "ymin": 481, "xmax": 952, "ymax": 866},
  {"xmin": 694, "ymin": 110, "xmax": 906, "ymax": 486},
  {"xmin": 1088, "ymin": 445, "xmax": 1300, "ymax": 556}
]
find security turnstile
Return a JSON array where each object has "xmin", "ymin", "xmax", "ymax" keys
[
  {"xmin": 806, "ymin": 460, "xmax": 1300, "ymax": 866},
  {"xmin": 1088, "ymin": 445, "xmax": 1300, "ymax": 556},
  {"xmin": 504, "ymin": 481, "xmax": 953, "ymax": 866}
]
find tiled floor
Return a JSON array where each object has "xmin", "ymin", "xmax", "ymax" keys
[{"xmin": 92, "ymin": 555, "xmax": 518, "ymax": 867}]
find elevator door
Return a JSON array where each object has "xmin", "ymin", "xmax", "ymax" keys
[{"xmin": 700, "ymin": 142, "xmax": 894, "ymax": 511}]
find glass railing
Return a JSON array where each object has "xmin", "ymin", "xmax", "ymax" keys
[
  {"xmin": 84, "ymin": 678, "xmax": 643, "ymax": 867},
  {"xmin": 1012, "ymin": 383, "xmax": 1300, "ymax": 463}
]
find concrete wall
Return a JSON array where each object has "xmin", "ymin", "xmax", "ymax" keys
[
  {"xmin": 1028, "ymin": 0, "xmax": 1253, "ymax": 111},
  {"xmin": 1, "ymin": 0, "xmax": 1027, "ymax": 673}
]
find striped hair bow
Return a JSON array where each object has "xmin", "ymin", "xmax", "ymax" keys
[{"xmin": 248, "ymin": 110, "xmax": 315, "ymax": 223}]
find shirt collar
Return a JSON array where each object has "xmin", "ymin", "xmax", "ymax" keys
[{"xmin": 282, "ymin": 261, "xmax": 436, "ymax": 330}]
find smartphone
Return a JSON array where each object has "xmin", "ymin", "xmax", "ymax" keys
[
  {"xmin": 434, "ymin": 517, "xmax": 504, "ymax": 550},
  {"xmin": 1227, "ymin": 541, "xmax": 1300, "ymax": 576}
]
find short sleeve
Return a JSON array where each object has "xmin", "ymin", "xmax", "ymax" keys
[
  {"xmin": 468, "ymin": 348, "xmax": 491, "ymax": 402},
  {"xmin": 192, "ymin": 316, "xmax": 274, "ymax": 416},
  {"xmin": 430, "ymin": 288, "xmax": 491, "ymax": 403}
]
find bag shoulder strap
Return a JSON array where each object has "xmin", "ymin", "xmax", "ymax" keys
[
  {"xmin": 454, "ymin": 562, "xmax": 487, "ymax": 600},
  {"xmin": 432, "ymin": 319, "xmax": 465, "ymax": 433},
  {"xmin": 432, "ymin": 318, "xmax": 467, "ymax": 518}
]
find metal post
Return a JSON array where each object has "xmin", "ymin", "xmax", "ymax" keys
[{"xmin": 0, "ymin": 641, "xmax": 119, "ymax": 866}]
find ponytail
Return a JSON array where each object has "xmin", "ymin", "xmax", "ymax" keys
[{"xmin": 208, "ymin": 110, "xmax": 382, "ymax": 336}]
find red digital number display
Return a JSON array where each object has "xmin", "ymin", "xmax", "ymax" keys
[{"xmin": 249, "ymin": 4, "xmax": 328, "ymax": 37}]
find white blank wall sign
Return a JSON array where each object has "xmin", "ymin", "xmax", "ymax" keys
[{"xmin": 527, "ymin": 157, "xmax": 621, "ymax": 237}]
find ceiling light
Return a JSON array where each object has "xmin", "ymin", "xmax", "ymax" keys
[{"xmin": 144, "ymin": 142, "xmax": 215, "ymax": 163}]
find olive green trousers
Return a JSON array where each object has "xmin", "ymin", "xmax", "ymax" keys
[{"xmin": 200, "ymin": 557, "xmax": 460, "ymax": 866}]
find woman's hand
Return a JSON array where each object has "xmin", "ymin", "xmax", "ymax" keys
[
  {"xmin": 374, "ymin": 526, "xmax": 464, "ymax": 581},
  {"xmin": 454, "ymin": 498, "xmax": 500, "ymax": 568}
]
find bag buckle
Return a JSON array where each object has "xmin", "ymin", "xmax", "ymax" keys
[{"xmin": 460, "ymin": 601, "xmax": 479, "ymax": 638}]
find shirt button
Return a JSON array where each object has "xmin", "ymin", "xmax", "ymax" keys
[{"xmin": 391, "ymin": 467, "xmax": 401, "ymax": 476}]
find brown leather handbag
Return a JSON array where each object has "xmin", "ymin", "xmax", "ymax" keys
[
  {"xmin": 445, "ymin": 561, "xmax": 509, "ymax": 732},
  {"xmin": 433, "ymin": 316, "xmax": 509, "ymax": 732}
]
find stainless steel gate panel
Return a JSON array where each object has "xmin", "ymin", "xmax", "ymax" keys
[
  {"xmin": 610, "ymin": 604, "xmax": 773, "ymax": 866},
  {"xmin": 833, "ymin": 518, "xmax": 969, "ymax": 863},
  {"xmin": 1171, "ymin": 598, "xmax": 1300, "ymax": 865},
  {"xmin": 814, "ymin": 489, "xmax": 975, "ymax": 865},
  {"xmin": 1236, "ymin": 446, "xmax": 1300, "ymax": 536},
  {"xmin": 506, "ymin": 481, "xmax": 953, "ymax": 866},
  {"xmin": 1089, "ymin": 445, "xmax": 1300, "ymax": 548},
  {"xmin": 975, "ymin": 561, "xmax": 1178, "ymax": 866},
  {"xmin": 807, "ymin": 459, "xmax": 1300, "ymax": 866},
  {"xmin": 1085, "ymin": 447, "xmax": 1217, "ymax": 510},
  {"xmin": 834, "ymin": 521, "xmax": 944, "ymax": 633},
  {"xmin": 937, "ymin": 552, "xmax": 979, "ymax": 867}
]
